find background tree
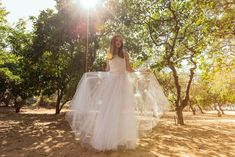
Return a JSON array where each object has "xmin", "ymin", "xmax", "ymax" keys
[
  {"xmin": 30, "ymin": 1, "xmax": 88, "ymax": 114},
  {"xmin": 7, "ymin": 19, "xmax": 38, "ymax": 112},
  {"xmin": 1, "ymin": 0, "xmax": 234, "ymax": 119},
  {"xmin": 100, "ymin": 0, "xmax": 234, "ymax": 124}
]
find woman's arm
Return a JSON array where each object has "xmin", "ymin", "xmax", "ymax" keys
[{"xmin": 124, "ymin": 52, "xmax": 134, "ymax": 72}]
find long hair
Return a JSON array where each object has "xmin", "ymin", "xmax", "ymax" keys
[{"xmin": 107, "ymin": 34, "xmax": 124, "ymax": 60}]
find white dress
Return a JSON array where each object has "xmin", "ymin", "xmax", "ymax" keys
[{"xmin": 66, "ymin": 55, "xmax": 170, "ymax": 151}]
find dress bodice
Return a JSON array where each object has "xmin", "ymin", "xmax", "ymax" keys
[{"xmin": 108, "ymin": 55, "xmax": 126, "ymax": 74}]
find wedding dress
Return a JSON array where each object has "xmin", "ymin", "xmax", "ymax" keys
[{"xmin": 66, "ymin": 55, "xmax": 170, "ymax": 151}]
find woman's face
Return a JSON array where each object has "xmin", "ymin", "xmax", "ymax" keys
[{"xmin": 115, "ymin": 36, "xmax": 122, "ymax": 49}]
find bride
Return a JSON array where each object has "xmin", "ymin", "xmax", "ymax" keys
[{"xmin": 66, "ymin": 33, "xmax": 170, "ymax": 151}]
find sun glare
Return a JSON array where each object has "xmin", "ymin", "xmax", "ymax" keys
[{"xmin": 80, "ymin": 0, "xmax": 100, "ymax": 9}]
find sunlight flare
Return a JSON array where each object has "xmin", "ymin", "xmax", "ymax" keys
[{"xmin": 80, "ymin": 0, "xmax": 100, "ymax": 9}]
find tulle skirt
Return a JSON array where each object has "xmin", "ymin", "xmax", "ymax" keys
[{"xmin": 66, "ymin": 71, "xmax": 170, "ymax": 151}]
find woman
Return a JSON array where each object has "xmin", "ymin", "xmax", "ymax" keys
[{"xmin": 66, "ymin": 34, "xmax": 170, "ymax": 151}]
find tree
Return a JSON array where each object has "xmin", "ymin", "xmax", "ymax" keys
[
  {"xmin": 7, "ymin": 19, "xmax": 38, "ymax": 112},
  {"xmin": 30, "ymin": 1, "xmax": 87, "ymax": 114},
  {"xmin": 101, "ymin": 0, "xmax": 234, "ymax": 124},
  {"xmin": 0, "ymin": 2, "xmax": 9, "ymax": 52}
]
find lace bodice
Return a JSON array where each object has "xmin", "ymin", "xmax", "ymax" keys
[{"xmin": 108, "ymin": 55, "xmax": 126, "ymax": 74}]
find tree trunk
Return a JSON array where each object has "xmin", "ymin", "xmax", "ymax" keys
[
  {"xmin": 189, "ymin": 104, "xmax": 196, "ymax": 115},
  {"xmin": 209, "ymin": 106, "xmax": 214, "ymax": 110},
  {"xmin": 214, "ymin": 104, "xmax": 221, "ymax": 117},
  {"xmin": 59, "ymin": 99, "xmax": 69, "ymax": 112},
  {"xmin": 15, "ymin": 102, "xmax": 21, "ymax": 113},
  {"xmin": 197, "ymin": 105, "xmax": 204, "ymax": 114},
  {"xmin": 4, "ymin": 97, "xmax": 10, "ymax": 107},
  {"xmin": 218, "ymin": 104, "xmax": 224, "ymax": 115},
  {"xmin": 36, "ymin": 93, "xmax": 44, "ymax": 108},
  {"xmin": 15, "ymin": 99, "xmax": 25, "ymax": 113},
  {"xmin": 55, "ymin": 89, "xmax": 63, "ymax": 114},
  {"xmin": 176, "ymin": 106, "xmax": 184, "ymax": 125}
]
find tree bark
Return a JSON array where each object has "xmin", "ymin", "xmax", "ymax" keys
[
  {"xmin": 176, "ymin": 106, "xmax": 184, "ymax": 125},
  {"xmin": 218, "ymin": 104, "xmax": 224, "ymax": 115},
  {"xmin": 197, "ymin": 105, "xmax": 204, "ymax": 114},
  {"xmin": 214, "ymin": 104, "xmax": 221, "ymax": 117},
  {"xmin": 55, "ymin": 89, "xmax": 63, "ymax": 114},
  {"xmin": 15, "ymin": 102, "xmax": 21, "ymax": 113},
  {"xmin": 4, "ymin": 97, "xmax": 10, "ymax": 107},
  {"xmin": 59, "ymin": 99, "xmax": 69, "ymax": 112},
  {"xmin": 189, "ymin": 104, "xmax": 196, "ymax": 115},
  {"xmin": 15, "ymin": 99, "xmax": 25, "ymax": 113}
]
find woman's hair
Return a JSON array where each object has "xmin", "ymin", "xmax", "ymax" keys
[{"xmin": 107, "ymin": 34, "xmax": 124, "ymax": 60}]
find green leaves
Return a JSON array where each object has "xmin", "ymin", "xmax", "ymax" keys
[
  {"xmin": 0, "ymin": 0, "xmax": 234, "ymax": 113},
  {"xmin": 103, "ymin": 0, "xmax": 234, "ymax": 114},
  {"xmin": 0, "ymin": 2, "xmax": 10, "ymax": 52}
]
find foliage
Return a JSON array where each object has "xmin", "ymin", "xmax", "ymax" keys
[{"xmin": 0, "ymin": 0, "xmax": 234, "ymax": 118}]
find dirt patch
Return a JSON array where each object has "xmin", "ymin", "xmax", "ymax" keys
[{"xmin": 1, "ymin": 107, "xmax": 235, "ymax": 157}]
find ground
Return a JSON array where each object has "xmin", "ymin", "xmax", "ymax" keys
[{"xmin": 1, "ymin": 107, "xmax": 235, "ymax": 157}]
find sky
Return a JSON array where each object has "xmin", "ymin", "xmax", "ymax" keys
[{"xmin": 2, "ymin": 0, "xmax": 56, "ymax": 30}]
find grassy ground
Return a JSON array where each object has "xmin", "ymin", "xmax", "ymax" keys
[{"xmin": 1, "ymin": 107, "xmax": 235, "ymax": 157}]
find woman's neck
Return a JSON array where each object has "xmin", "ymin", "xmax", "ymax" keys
[{"xmin": 114, "ymin": 48, "xmax": 119, "ymax": 54}]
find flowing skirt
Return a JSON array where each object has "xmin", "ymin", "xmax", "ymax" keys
[{"xmin": 66, "ymin": 72, "xmax": 170, "ymax": 151}]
